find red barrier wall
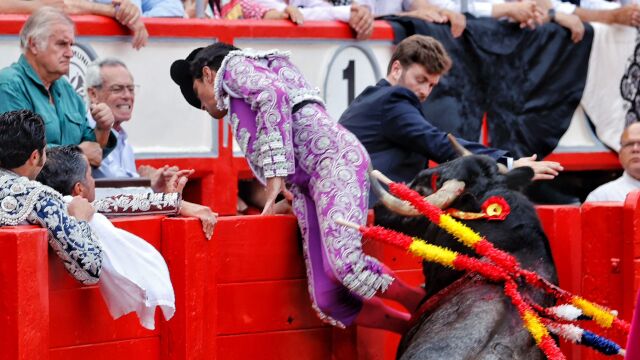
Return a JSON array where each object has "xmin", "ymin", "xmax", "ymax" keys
[{"xmin": 2, "ymin": 194, "xmax": 640, "ymax": 360}]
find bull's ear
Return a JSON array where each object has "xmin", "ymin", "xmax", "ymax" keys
[{"xmin": 505, "ymin": 166, "xmax": 534, "ymax": 191}]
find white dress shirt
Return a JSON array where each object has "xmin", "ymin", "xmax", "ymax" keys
[
  {"xmin": 585, "ymin": 171, "xmax": 640, "ymax": 202},
  {"xmin": 95, "ymin": 127, "xmax": 139, "ymax": 179},
  {"xmin": 372, "ymin": 0, "xmax": 414, "ymax": 16},
  {"xmin": 551, "ymin": 0, "xmax": 620, "ymax": 15},
  {"xmin": 88, "ymin": 114, "xmax": 140, "ymax": 179}
]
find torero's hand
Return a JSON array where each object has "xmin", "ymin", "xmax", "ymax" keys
[{"xmin": 261, "ymin": 176, "xmax": 292, "ymax": 215}]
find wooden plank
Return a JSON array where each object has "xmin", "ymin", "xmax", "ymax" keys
[
  {"xmin": 217, "ymin": 328, "xmax": 333, "ymax": 360},
  {"xmin": 160, "ymin": 217, "xmax": 216, "ymax": 360},
  {"xmin": 581, "ymin": 203, "xmax": 624, "ymax": 311},
  {"xmin": 49, "ymin": 287, "xmax": 158, "ymax": 348},
  {"xmin": 50, "ymin": 337, "xmax": 160, "ymax": 360},
  {"xmin": 624, "ymin": 191, "xmax": 640, "ymax": 319},
  {"xmin": 214, "ymin": 215, "xmax": 306, "ymax": 283},
  {"xmin": 537, "ymin": 206, "xmax": 583, "ymax": 293},
  {"xmin": 217, "ymin": 279, "xmax": 326, "ymax": 335},
  {"xmin": 581, "ymin": 203, "xmax": 626, "ymax": 360},
  {"xmin": 537, "ymin": 205, "xmax": 584, "ymax": 360},
  {"xmin": 0, "ymin": 228, "xmax": 49, "ymax": 360}
]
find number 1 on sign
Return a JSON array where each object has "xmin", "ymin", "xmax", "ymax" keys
[{"xmin": 343, "ymin": 60, "xmax": 355, "ymax": 105}]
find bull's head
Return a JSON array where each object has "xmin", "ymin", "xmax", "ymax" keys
[
  {"xmin": 408, "ymin": 155, "xmax": 534, "ymax": 210},
  {"xmin": 371, "ymin": 135, "xmax": 533, "ymax": 216}
]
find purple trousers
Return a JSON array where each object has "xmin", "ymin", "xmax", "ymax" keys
[{"xmin": 286, "ymin": 103, "xmax": 394, "ymax": 328}]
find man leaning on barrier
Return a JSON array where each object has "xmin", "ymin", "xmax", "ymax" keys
[
  {"xmin": 586, "ymin": 122, "xmax": 640, "ymax": 202},
  {"xmin": 339, "ymin": 35, "xmax": 564, "ymax": 206}
]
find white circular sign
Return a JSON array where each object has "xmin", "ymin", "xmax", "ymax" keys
[
  {"xmin": 65, "ymin": 43, "xmax": 97, "ymax": 102},
  {"xmin": 324, "ymin": 45, "xmax": 380, "ymax": 121}
]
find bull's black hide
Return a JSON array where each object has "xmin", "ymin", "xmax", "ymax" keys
[{"xmin": 374, "ymin": 155, "xmax": 558, "ymax": 360}]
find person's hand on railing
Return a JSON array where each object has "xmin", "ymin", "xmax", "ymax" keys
[
  {"xmin": 350, "ymin": 2, "xmax": 374, "ymax": 40},
  {"xmin": 554, "ymin": 12, "xmax": 585, "ymax": 43},
  {"xmin": 439, "ymin": 9, "xmax": 466, "ymax": 38},
  {"xmin": 493, "ymin": 1, "xmax": 543, "ymax": 29},
  {"xmin": 113, "ymin": 0, "xmax": 140, "ymax": 26},
  {"xmin": 127, "ymin": 19, "xmax": 148, "ymax": 50},
  {"xmin": 110, "ymin": 0, "xmax": 147, "ymax": 50},
  {"xmin": 401, "ymin": 6, "xmax": 448, "ymax": 24}
]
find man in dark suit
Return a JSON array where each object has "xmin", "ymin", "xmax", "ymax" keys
[{"xmin": 339, "ymin": 34, "xmax": 563, "ymax": 206}]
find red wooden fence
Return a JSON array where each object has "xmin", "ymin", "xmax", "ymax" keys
[{"xmin": 1, "ymin": 193, "xmax": 640, "ymax": 360}]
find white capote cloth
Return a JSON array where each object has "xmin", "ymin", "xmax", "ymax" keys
[{"xmin": 65, "ymin": 196, "xmax": 176, "ymax": 330}]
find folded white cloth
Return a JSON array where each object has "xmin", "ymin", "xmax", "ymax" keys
[{"xmin": 89, "ymin": 212, "xmax": 175, "ymax": 330}]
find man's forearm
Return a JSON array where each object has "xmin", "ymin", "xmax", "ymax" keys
[
  {"xmin": 574, "ymin": 7, "xmax": 613, "ymax": 23},
  {"xmin": 0, "ymin": 0, "xmax": 40, "ymax": 13},
  {"xmin": 408, "ymin": 0, "xmax": 436, "ymax": 11},
  {"xmin": 94, "ymin": 128, "xmax": 111, "ymax": 148},
  {"xmin": 78, "ymin": 1, "xmax": 117, "ymax": 16}
]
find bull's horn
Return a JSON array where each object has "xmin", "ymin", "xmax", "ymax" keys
[
  {"xmin": 369, "ymin": 169, "xmax": 466, "ymax": 216},
  {"xmin": 447, "ymin": 134, "xmax": 473, "ymax": 157},
  {"xmin": 427, "ymin": 179, "xmax": 466, "ymax": 208},
  {"xmin": 370, "ymin": 170, "xmax": 421, "ymax": 216}
]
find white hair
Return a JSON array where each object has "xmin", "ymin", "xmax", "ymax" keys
[
  {"xmin": 19, "ymin": 7, "xmax": 75, "ymax": 53},
  {"xmin": 85, "ymin": 58, "xmax": 130, "ymax": 90}
]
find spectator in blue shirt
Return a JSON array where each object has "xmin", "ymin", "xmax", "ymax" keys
[{"xmin": 94, "ymin": 0, "xmax": 185, "ymax": 17}]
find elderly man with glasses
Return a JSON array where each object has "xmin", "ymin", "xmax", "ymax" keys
[
  {"xmin": 0, "ymin": 7, "xmax": 117, "ymax": 168},
  {"xmin": 586, "ymin": 122, "xmax": 640, "ymax": 202},
  {"xmin": 85, "ymin": 57, "xmax": 193, "ymax": 194}
]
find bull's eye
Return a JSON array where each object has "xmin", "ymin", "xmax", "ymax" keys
[
  {"xmin": 486, "ymin": 203, "xmax": 502, "ymax": 216},
  {"xmin": 481, "ymin": 196, "xmax": 511, "ymax": 221}
]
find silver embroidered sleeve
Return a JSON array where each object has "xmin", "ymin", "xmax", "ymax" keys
[
  {"xmin": 32, "ymin": 194, "xmax": 102, "ymax": 285},
  {"xmin": 224, "ymin": 57, "xmax": 296, "ymax": 177},
  {"xmin": 257, "ymin": 131, "xmax": 291, "ymax": 178},
  {"xmin": 93, "ymin": 192, "xmax": 182, "ymax": 217}
]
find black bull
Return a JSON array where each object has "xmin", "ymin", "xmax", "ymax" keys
[{"xmin": 373, "ymin": 155, "xmax": 559, "ymax": 360}]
